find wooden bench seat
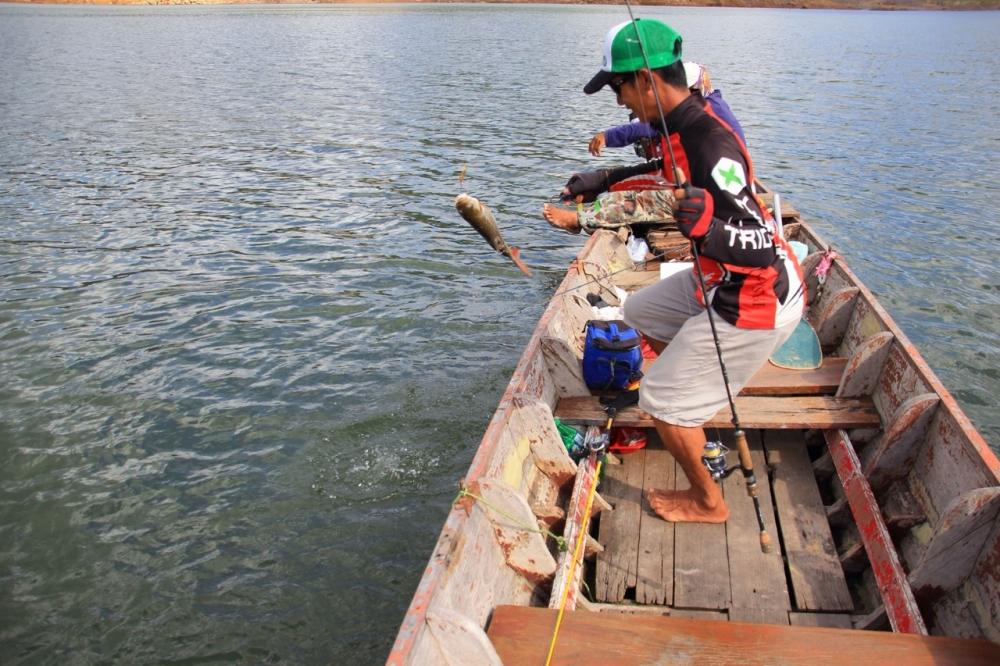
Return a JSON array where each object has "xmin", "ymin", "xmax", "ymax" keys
[
  {"xmin": 486, "ymin": 605, "xmax": 1000, "ymax": 665},
  {"xmin": 555, "ymin": 394, "xmax": 880, "ymax": 430},
  {"xmin": 742, "ymin": 357, "xmax": 846, "ymax": 395}
]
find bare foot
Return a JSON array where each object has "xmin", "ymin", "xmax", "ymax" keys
[
  {"xmin": 542, "ymin": 203, "xmax": 581, "ymax": 234},
  {"xmin": 646, "ymin": 488, "xmax": 730, "ymax": 524},
  {"xmin": 647, "ymin": 488, "xmax": 693, "ymax": 509}
]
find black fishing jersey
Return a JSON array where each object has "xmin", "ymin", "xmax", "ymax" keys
[{"xmin": 655, "ymin": 95, "xmax": 804, "ymax": 329}]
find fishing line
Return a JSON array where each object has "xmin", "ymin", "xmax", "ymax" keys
[{"xmin": 550, "ymin": 246, "xmax": 673, "ymax": 298}]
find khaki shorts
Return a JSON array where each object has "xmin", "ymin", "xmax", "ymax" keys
[{"xmin": 623, "ymin": 267, "xmax": 800, "ymax": 427}]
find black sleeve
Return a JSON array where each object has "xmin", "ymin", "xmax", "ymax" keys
[
  {"xmin": 688, "ymin": 136, "xmax": 776, "ymax": 268},
  {"xmin": 605, "ymin": 159, "xmax": 663, "ymax": 187}
]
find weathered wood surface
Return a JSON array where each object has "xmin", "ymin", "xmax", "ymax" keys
[
  {"xmin": 880, "ymin": 481, "xmax": 927, "ymax": 530},
  {"xmin": 724, "ymin": 431, "xmax": 792, "ymax": 615},
  {"xmin": 819, "ymin": 254, "xmax": 1000, "ymax": 520},
  {"xmin": 511, "ymin": 398, "xmax": 577, "ymax": 489},
  {"xmin": 910, "ymin": 408, "xmax": 1000, "ymax": 532},
  {"xmin": 540, "ymin": 306, "xmax": 590, "ymax": 399},
  {"xmin": 908, "ymin": 487, "xmax": 1000, "ymax": 598},
  {"xmin": 555, "ymin": 394, "xmax": 881, "ymax": 430},
  {"xmin": 969, "ymin": 518, "xmax": 1000, "ymax": 641},
  {"xmin": 933, "ymin": 587, "xmax": 992, "ymax": 640},
  {"xmin": 814, "ymin": 286, "xmax": 860, "ymax": 351},
  {"xmin": 668, "ymin": 608, "xmax": 730, "ymax": 621},
  {"xmin": 826, "ymin": 429, "xmax": 927, "ymax": 634},
  {"xmin": 862, "ymin": 393, "xmax": 940, "ymax": 492},
  {"xmin": 836, "ymin": 331, "xmax": 894, "ymax": 398},
  {"xmin": 610, "ymin": 268, "xmax": 660, "ymax": 291},
  {"xmin": 645, "ymin": 229, "xmax": 692, "ymax": 261},
  {"xmin": 595, "ymin": 450, "xmax": 643, "ymax": 603},
  {"xmin": 486, "ymin": 605, "xmax": 1000, "ymax": 665},
  {"xmin": 744, "ymin": 357, "xmax": 847, "ymax": 395},
  {"xmin": 424, "ymin": 610, "xmax": 502, "ymax": 666},
  {"xmin": 636, "ymin": 445, "xmax": 674, "ymax": 605},
  {"xmin": 674, "ymin": 459, "xmax": 731, "ymax": 610},
  {"xmin": 788, "ymin": 611, "xmax": 853, "ymax": 628},
  {"xmin": 790, "ymin": 212, "xmax": 1000, "ymax": 641},
  {"xmin": 550, "ymin": 456, "xmax": 601, "ymax": 612},
  {"xmin": 767, "ymin": 429, "xmax": 853, "ymax": 611},
  {"xmin": 728, "ymin": 607, "xmax": 791, "ymax": 625},
  {"xmin": 475, "ymin": 479, "xmax": 558, "ymax": 584}
]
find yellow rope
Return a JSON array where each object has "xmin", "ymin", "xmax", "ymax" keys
[{"xmin": 544, "ymin": 458, "xmax": 603, "ymax": 666}]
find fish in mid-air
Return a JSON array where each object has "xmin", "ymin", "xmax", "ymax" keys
[{"xmin": 454, "ymin": 193, "xmax": 531, "ymax": 277}]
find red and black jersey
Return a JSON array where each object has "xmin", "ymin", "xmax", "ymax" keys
[{"xmin": 653, "ymin": 95, "xmax": 804, "ymax": 330}]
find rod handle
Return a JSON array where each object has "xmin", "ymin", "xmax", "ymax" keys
[
  {"xmin": 760, "ymin": 530, "xmax": 773, "ymax": 554},
  {"xmin": 734, "ymin": 429, "xmax": 754, "ymax": 474}
]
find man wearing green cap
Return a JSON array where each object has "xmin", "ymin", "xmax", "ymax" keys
[{"xmin": 559, "ymin": 18, "xmax": 805, "ymax": 524}]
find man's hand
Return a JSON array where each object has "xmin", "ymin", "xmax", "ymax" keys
[
  {"xmin": 672, "ymin": 184, "xmax": 714, "ymax": 240},
  {"xmin": 560, "ymin": 169, "xmax": 609, "ymax": 203},
  {"xmin": 588, "ymin": 132, "xmax": 606, "ymax": 156}
]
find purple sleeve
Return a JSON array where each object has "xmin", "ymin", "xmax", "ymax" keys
[
  {"xmin": 603, "ymin": 122, "xmax": 659, "ymax": 148},
  {"xmin": 705, "ymin": 91, "xmax": 747, "ymax": 145}
]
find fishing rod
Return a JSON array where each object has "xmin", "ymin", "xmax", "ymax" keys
[{"xmin": 622, "ymin": 1, "xmax": 772, "ymax": 553}]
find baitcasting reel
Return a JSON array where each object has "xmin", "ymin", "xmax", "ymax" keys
[{"xmin": 701, "ymin": 440, "xmax": 735, "ymax": 482}]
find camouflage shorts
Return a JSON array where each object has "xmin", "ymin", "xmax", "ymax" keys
[{"xmin": 579, "ymin": 188, "xmax": 677, "ymax": 233}]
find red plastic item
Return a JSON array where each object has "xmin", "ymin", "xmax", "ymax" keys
[
  {"xmin": 640, "ymin": 335, "xmax": 659, "ymax": 360},
  {"xmin": 609, "ymin": 427, "xmax": 648, "ymax": 454}
]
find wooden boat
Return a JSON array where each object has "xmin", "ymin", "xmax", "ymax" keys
[{"xmin": 387, "ymin": 188, "xmax": 1000, "ymax": 665}]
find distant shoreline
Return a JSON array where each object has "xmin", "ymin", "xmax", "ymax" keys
[{"xmin": 5, "ymin": 0, "xmax": 1000, "ymax": 10}]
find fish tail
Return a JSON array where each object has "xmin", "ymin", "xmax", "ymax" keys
[{"xmin": 507, "ymin": 246, "xmax": 532, "ymax": 277}]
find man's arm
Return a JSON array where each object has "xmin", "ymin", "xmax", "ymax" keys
[
  {"xmin": 561, "ymin": 159, "xmax": 663, "ymax": 202},
  {"xmin": 603, "ymin": 122, "xmax": 659, "ymax": 148}
]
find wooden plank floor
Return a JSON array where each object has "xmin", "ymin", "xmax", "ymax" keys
[
  {"xmin": 766, "ymin": 429, "xmax": 854, "ymax": 611},
  {"xmin": 593, "ymin": 428, "xmax": 850, "ymax": 624}
]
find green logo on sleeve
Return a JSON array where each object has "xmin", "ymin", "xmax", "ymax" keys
[{"xmin": 712, "ymin": 157, "xmax": 746, "ymax": 195}]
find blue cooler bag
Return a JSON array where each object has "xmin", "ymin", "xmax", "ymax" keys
[{"xmin": 582, "ymin": 320, "xmax": 643, "ymax": 390}]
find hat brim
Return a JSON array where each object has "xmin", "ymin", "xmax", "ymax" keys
[{"xmin": 584, "ymin": 69, "xmax": 614, "ymax": 95}]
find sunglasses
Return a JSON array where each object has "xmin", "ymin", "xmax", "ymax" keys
[{"xmin": 609, "ymin": 74, "xmax": 633, "ymax": 95}]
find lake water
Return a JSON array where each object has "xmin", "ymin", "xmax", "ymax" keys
[{"xmin": 1, "ymin": 3, "xmax": 998, "ymax": 663}]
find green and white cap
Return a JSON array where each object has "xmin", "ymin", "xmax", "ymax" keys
[{"xmin": 584, "ymin": 18, "xmax": 683, "ymax": 95}]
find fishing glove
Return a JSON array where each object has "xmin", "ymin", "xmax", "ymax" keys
[
  {"xmin": 560, "ymin": 169, "xmax": 610, "ymax": 203},
  {"xmin": 673, "ymin": 184, "xmax": 715, "ymax": 240}
]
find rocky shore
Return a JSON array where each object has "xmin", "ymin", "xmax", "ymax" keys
[{"xmin": 6, "ymin": 0, "xmax": 1000, "ymax": 9}]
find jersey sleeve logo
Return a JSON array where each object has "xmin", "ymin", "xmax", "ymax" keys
[{"xmin": 712, "ymin": 157, "xmax": 747, "ymax": 195}]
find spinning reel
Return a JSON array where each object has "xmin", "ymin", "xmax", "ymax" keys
[{"xmin": 701, "ymin": 440, "xmax": 737, "ymax": 482}]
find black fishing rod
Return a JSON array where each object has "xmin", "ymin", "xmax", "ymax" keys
[{"xmin": 622, "ymin": 0, "xmax": 772, "ymax": 553}]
